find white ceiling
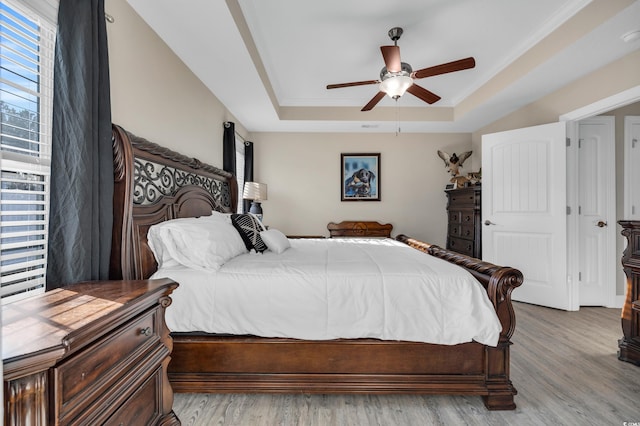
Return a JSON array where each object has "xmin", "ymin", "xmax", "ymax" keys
[{"xmin": 127, "ymin": 0, "xmax": 640, "ymax": 134}]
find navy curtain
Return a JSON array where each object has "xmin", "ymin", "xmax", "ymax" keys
[
  {"xmin": 243, "ymin": 141, "xmax": 254, "ymax": 213},
  {"xmin": 223, "ymin": 121, "xmax": 236, "ymax": 175},
  {"xmin": 46, "ymin": 0, "xmax": 113, "ymax": 289}
]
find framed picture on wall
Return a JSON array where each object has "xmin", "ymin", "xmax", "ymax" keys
[{"xmin": 341, "ymin": 153, "xmax": 380, "ymax": 201}]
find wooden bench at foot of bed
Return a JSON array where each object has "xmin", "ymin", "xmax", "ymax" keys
[{"xmin": 327, "ymin": 220, "xmax": 393, "ymax": 238}]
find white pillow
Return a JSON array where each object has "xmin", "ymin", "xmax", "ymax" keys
[
  {"xmin": 209, "ymin": 210, "xmax": 232, "ymax": 222},
  {"xmin": 260, "ymin": 229, "xmax": 291, "ymax": 254},
  {"xmin": 148, "ymin": 216, "xmax": 247, "ymax": 270}
]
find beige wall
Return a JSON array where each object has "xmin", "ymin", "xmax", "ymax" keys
[
  {"xmin": 106, "ymin": 0, "xmax": 248, "ymax": 167},
  {"xmin": 252, "ymin": 52, "xmax": 640, "ymax": 243},
  {"xmin": 105, "ymin": 0, "xmax": 640, "ymax": 270},
  {"xmin": 104, "ymin": 0, "xmax": 474, "ymax": 243},
  {"xmin": 253, "ymin": 132, "xmax": 473, "ymax": 243}
]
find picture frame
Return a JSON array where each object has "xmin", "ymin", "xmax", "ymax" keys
[{"xmin": 341, "ymin": 153, "xmax": 380, "ymax": 201}]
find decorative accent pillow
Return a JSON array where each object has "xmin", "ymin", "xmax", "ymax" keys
[
  {"xmin": 260, "ymin": 229, "xmax": 291, "ymax": 254},
  {"xmin": 231, "ymin": 213, "xmax": 268, "ymax": 253}
]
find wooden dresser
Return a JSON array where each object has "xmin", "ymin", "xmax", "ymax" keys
[
  {"xmin": 445, "ymin": 186, "xmax": 482, "ymax": 258},
  {"xmin": 2, "ymin": 279, "xmax": 180, "ymax": 425},
  {"xmin": 619, "ymin": 220, "xmax": 640, "ymax": 365}
]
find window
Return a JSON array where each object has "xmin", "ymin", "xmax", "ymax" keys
[{"xmin": 1, "ymin": 0, "xmax": 56, "ymax": 302}]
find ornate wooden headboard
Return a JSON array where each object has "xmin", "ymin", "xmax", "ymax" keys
[{"xmin": 110, "ymin": 124, "xmax": 237, "ymax": 280}]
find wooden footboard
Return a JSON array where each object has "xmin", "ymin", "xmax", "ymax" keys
[{"xmin": 168, "ymin": 235, "xmax": 523, "ymax": 410}]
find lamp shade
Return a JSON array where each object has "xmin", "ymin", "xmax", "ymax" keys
[
  {"xmin": 379, "ymin": 75, "xmax": 413, "ymax": 99},
  {"xmin": 242, "ymin": 182, "xmax": 267, "ymax": 201}
]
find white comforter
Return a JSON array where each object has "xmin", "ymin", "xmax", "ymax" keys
[{"xmin": 152, "ymin": 238, "xmax": 502, "ymax": 346}]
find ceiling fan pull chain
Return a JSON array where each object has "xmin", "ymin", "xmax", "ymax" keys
[{"xmin": 396, "ymin": 98, "xmax": 401, "ymax": 136}]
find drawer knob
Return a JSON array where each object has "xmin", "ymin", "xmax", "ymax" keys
[{"xmin": 140, "ymin": 327, "xmax": 152, "ymax": 337}]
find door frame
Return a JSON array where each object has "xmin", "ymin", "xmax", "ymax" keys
[{"xmin": 561, "ymin": 85, "xmax": 640, "ymax": 309}]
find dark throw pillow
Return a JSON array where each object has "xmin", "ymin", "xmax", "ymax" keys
[{"xmin": 231, "ymin": 213, "xmax": 268, "ymax": 253}]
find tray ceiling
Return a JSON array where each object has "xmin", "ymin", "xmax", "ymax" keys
[{"xmin": 127, "ymin": 0, "xmax": 640, "ymax": 133}]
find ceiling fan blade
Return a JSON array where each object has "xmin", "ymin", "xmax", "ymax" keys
[
  {"xmin": 380, "ymin": 46, "xmax": 402, "ymax": 73},
  {"xmin": 326, "ymin": 80, "xmax": 379, "ymax": 89},
  {"xmin": 361, "ymin": 91, "xmax": 386, "ymax": 111},
  {"xmin": 407, "ymin": 84, "xmax": 441, "ymax": 104},
  {"xmin": 412, "ymin": 57, "xmax": 476, "ymax": 80}
]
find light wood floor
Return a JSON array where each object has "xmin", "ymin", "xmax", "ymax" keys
[{"xmin": 172, "ymin": 302, "xmax": 640, "ymax": 425}]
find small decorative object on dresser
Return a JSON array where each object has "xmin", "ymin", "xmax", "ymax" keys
[
  {"xmin": 446, "ymin": 186, "xmax": 482, "ymax": 258},
  {"xmin": 2, "ymin": 279, "xmax": 180, "ymax": 425},
  {"xmin": 618, "ymin": 220, "xmax": 640, "ymax": 365},
  {"xmin": 467, "ymin": 168, "xmax": 482, "ymax": 185},
  {"xmin": 437, "ymin": 150, "xmax": 472, "ymax": 177}
]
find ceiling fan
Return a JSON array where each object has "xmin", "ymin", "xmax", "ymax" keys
[{"xmin": 326, "ymin": 27, "xmax": 476, "ymax": 111}]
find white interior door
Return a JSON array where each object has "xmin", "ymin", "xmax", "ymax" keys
[
  {"xmin": 625, "ymin": 116, "xmax": 640, "ymax": 220},
  {"xmin": 577, "ymin": 117, "xmax": 616, "ymax": 306},
  {"xmin": 482, "ymin": 122, "xmax": 569, "ymax": 310}
]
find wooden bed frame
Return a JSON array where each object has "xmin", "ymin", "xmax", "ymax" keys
[{"xmin": 109, "ymin": 124, "xmax": 524, "ymax": 410}]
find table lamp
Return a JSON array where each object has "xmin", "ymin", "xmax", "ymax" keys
[{"xmin": 242, "ymin": 182, "xmax": 267, "ymax": 221}]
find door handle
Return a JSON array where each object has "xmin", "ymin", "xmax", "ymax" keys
[
  {"xmin": 596, "ymin": 220, "xmax": 607, "ymax": 228},
  {"xmin": 484, "ymin": 220, "xmax": 495, "ymax": 226}
]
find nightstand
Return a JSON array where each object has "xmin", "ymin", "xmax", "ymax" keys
[{"xmin": 2, "ymin": 279, "xmax": 180, "ymax": 425}]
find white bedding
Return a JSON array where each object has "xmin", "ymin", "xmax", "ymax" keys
[{"xmin": 151, "ymin": 238, "xmax": 502, "ymax": 346}]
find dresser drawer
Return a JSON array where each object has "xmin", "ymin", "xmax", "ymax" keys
[
  {"xmin": 105, "ymin": 367, "xmax": 162, "ymax": 426},
  {"xmin": 448, "ymin": 237, "xmax": 474, "ymax": 256},
  {"xmin": 448, "ymin": 210, "xmax": 475, "ymax": 224},
  {"xmin": 447, "ymin": 190, "xmax": 477, "ymax": 206},
  {"xmin": 449, "ymin": 224, "xmax": 475, "ymax": 239},
  {"xmin": 56, "ymin": 308, "xmax": 158, "ymax": 420}
]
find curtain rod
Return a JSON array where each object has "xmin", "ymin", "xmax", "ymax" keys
[{"xmin": 224, "ymin": 121, "xmax": 247, "ymax": 142}]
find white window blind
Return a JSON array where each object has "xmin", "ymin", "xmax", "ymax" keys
[{"xmin": 1, "ymin": 0, "xmax": 56, "ymax": 302}]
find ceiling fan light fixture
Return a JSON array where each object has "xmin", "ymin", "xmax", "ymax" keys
[
  {"xmin": 379, "ymin": 75, "xmax": 413, "ymax": 99},
  {"xmin": 326, "ymin": 27, "xmax": 475, "ymax": 111}
]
